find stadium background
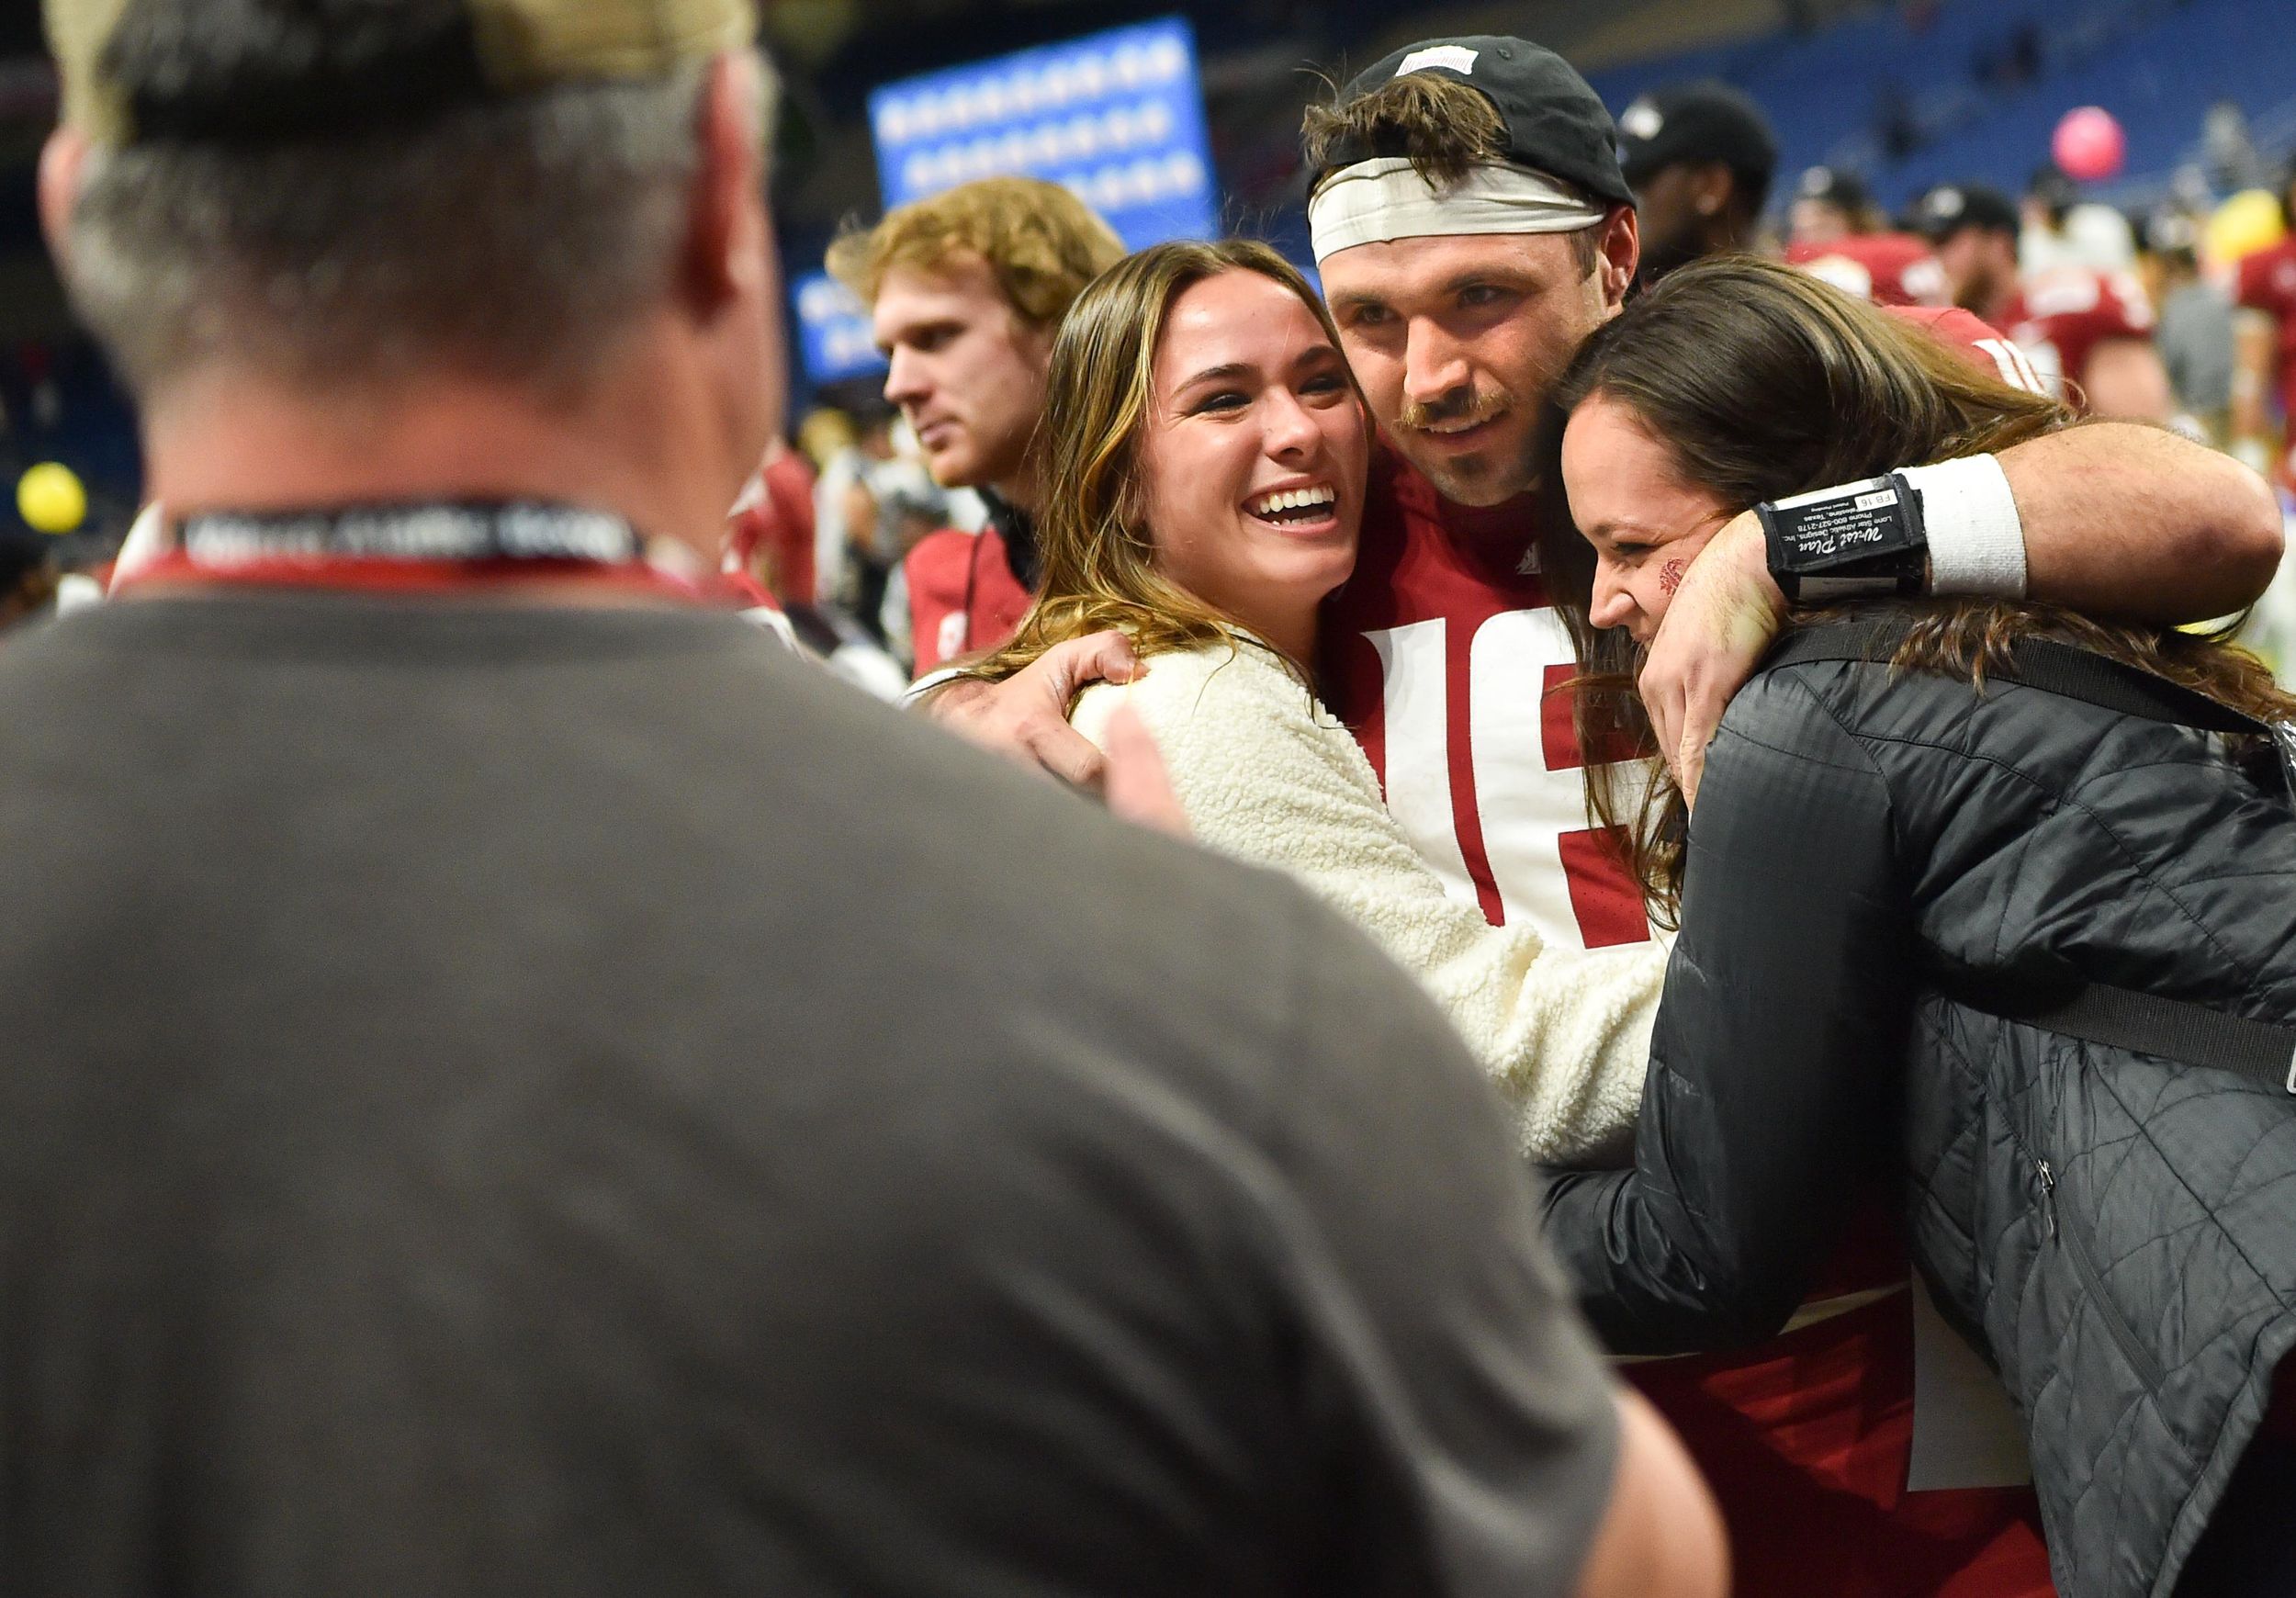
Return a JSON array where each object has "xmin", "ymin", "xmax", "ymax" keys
[{"xmin": 0, "ymin": 0, "xmax": 2290, "ymax": 549}]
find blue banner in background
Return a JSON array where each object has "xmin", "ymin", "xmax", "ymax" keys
[
  {"xmin": 793, "ymin": 272, "xmax": 885, "ymax": 388},
  {"xmin": 867, "ymin": 16, "xmax": 1219, "ymax": 253}
]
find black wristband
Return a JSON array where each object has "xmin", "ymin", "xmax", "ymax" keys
[{"xmin": 1756, "ymin": 471, "xmax": 1930, "ymax": 603}]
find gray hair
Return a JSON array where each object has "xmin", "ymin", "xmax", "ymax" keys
[{"xmin": 62, "ymin": 62, "xmax": 749, "ymax": 397}]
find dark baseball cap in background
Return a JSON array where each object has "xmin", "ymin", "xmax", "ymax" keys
[
  {"xmin": 1909, "ymin": 183, "xmax": 2020, "ymax": 243},
  {"xmin": 45, "ymin": 0, "xmax": 757, "ymax": 147},
  {"xmin": 1795, "ymin": 163, "xmax": 1874, "ymax": 215},
  {"xmin": 1615, "ymin": 81, "xmax": 1778, "ymax": 203},
  {"xmin": 1311, "ymin": 36, "xmax": 1636, "ymax": 208}
]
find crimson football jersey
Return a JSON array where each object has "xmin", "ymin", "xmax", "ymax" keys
[
  {"xmin": 2002, "ymin": 266, "xmax": 2155, "ymax": 411},
  {"xmin": 1320, "ymin": 450, "xmax": 1653, "ymax": 952},
  {"xmin": 1787, "ymin": 233, "xmax": 1952, "ymax": 309},
  {"xmin": 2234, "ymin": 237, "xmax": 2296, "ymax": 428}
]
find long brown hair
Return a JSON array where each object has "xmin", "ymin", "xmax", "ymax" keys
[
  {"xmin": 1531, "ymin": 255, "xmax": 2296, "ymax": 924},
  {"xmin": 967, "ymin": 238, "xmax": 1360, "ymax": 685}
]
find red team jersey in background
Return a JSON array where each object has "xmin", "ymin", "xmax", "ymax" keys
[
  {"xmin": 1319, "ymin": 304, "xmax": 2055, "ymax": 1597},
  {"xmin": 725, "ymin": 448, "xmax": 817, "ymax": 605},
  {"xmin": 2234, "ymin": 237, "xmax": 2296, "ymax": 434},
  {"xmin": 905, "ymin": 524, "xmax": 1033, "ymax": 675},
  {"xmin": 2001, "ymin": 265, "xmax": 2154, "ymax": 412},
  {"xmin": 1786, "ymin": 233, "xmax": 1951, "ymax": 308}
]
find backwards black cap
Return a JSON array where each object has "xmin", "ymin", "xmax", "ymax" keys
[{"xmin": 1310, "ymin": 37, "xmax": 1635, "ymax": 209}]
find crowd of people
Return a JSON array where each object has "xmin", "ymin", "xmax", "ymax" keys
[
  {"xmin": 762, "ymin": 76, "xmax": 2296, "ymax": 694},
  {"xmin": 8, "ymin": 2, "xmax": 2296, "ymax": 1595}
]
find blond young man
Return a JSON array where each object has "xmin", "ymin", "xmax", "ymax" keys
[{"xmin": 827, "ymin": 177, "xmax": 1122, "ymax": 671}]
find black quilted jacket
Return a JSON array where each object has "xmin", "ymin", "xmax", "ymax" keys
[{"xmin": 1541, "ymin": 625, "xmax": 2296, "ymax": 1598}]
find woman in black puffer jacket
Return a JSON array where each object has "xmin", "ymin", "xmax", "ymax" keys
[{"xmin": 1533, "ymin": 258, "xmax": 2296, "ymax": 1598}]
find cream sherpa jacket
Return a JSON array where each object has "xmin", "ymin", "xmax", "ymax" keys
[{"xmin": 1073, "ymin": 640, "xmax": 1661, "ymax": 1164}]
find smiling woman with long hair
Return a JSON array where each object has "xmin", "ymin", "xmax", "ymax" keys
[
  {"xmin": 965, "ymin": 238, "xmax": 1661, "ymax": 1163},
  {"xmin": 1531, "ymin": 256, "xmax": 2296, "ymax": 1598}
]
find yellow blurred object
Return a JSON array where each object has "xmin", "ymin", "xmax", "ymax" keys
[
  {"xmin": 2206, "ymin": 189, "xmax": 2287, "ymax": 271},
  {"xmin": 17, "ymin": 463, "xmax": 87, "ymax": 535}
]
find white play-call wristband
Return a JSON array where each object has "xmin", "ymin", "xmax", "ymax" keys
[{"xmin": 1902, "ymin": 455, "xmax": 2028, "ymax": 598}]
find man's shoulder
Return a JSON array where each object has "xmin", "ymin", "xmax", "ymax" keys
[{"xmin": 0, "ymin": 597, "xmax": 1400, "ymax": 1129}]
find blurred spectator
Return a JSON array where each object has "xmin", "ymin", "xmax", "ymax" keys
[
  {"xmin": 1874, "ymin": 78, "xmax": 1919, "ymax": 162},
  {"xmin": 18, "ymin": 343, "xmax": 61, "ymax": 431},
  {"xmin": 2232, "ymin": 163, "xmax": 2296, "ymax": 482},
  {"xmin": 813, "ymin": 404, "xmax": 892, "ymax": 621},
  {"xmin": 2203, "ymin": 99, "xmax": 2265, "ymax": 197},
  {"xmin": 725, "ymin": 435, "xmax": 817, "ymax": 604},
  {"xmin": 0, "ymin": 527, "xmax": 56, "ymax": 633},
  {"xmin": 2020, "ymin": 162, "xmax": 2136, "ymax": 276},
  {"xmin": 1917, "ymin": 182, "xmax": 2170, "ymax": 420},
  {"xmin": 2142, "ymin": 211, "xmax": 2234, "ymax": 439},
  {"xmin": 1784, "ymin": 166, "xmax": 1948, "ymax": 307},
  {"xmin": 1615, "ymin": 81, "xmax": 1778, "ymax": 285},
  {"xmin": 1788, "ymin": 163, "xmax": 1877, "ymax": 245},
  {"xmin": 811, "ymin": 403, "xmax": 950, "ymax": 649}
]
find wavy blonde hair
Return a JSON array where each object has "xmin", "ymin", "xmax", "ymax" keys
[
  {"xmin": 968, "ymin": 238, "xmax": 1359, "ymax": 684},
  {"xmin": 825, "ymin": 176, "xmax": 1122, "ymax": 332}
]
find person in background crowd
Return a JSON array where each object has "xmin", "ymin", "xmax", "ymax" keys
[
  {"xmin": 1788, "ymin": 162, "xmax": 1876, "ymax": 245},
  {"xmin": 827, "ymin": 176, "xmax": 1123, "ymax": 676},
  {"xmin": 811, "ymin": 402, "xmax": 946, "ymax": 648},
  {"xmin": 2202, "ymin": 99, "xmax": 2265, "ymax": 196},
  {"xmin": 725, "ymin": 434, "xmax": 816, "ymax": 604},
  {"xmin": 1916, "ymin": 182, "xmax": 2172, "ymax": 422},
  {"xmin": 808, "ymin": 402, "xmax": 879, "ymax": 613},
  {"xmin": 2020, "ymin": 161, "xmax": 2137, "ymax": 276},
  {"xmin": 2231, "ymin": 162, "xmax": 2296, "ymax": 484},
  {"xmin": 17, "ymin": 3, "xmax": 1736, "ymax": 1594},
  {"xmin": 793, "ymin": 406, "xmax": 850, "ymax": 585},
  {"xmin": 2141, "ymin": 211, "xmax": 2235, "ymax": 442},
  {"xmin": 1784, "ymin": 163, "xmax": 1949, "ymax": 307},
  {"xmin": 932, "ymin": 32, "xmax": 2282, "ymax": 1598},
  {"xmin": 1614, "ymin": 80, "xmax": 1778, "ymax": 285},
  {"xmin": 1536, "ymin": 255, "xmax": 2296, "ymax": 1598},
  {"xmin": 0, "ymin": 523, "xmax": 57, "ymax": 632},
  {"xmin": 972, "ymin": 238, "xmax": 1662, "ymax": 1163}
]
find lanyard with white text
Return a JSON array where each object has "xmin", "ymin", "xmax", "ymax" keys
[{"xmin": 110, "ymin": 501, "xmax": 731, "ymax": 605}]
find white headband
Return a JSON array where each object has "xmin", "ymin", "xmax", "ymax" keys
[{"xmin": 1307, "ymin": 157, "xmax": 1607, "ymax": 264}]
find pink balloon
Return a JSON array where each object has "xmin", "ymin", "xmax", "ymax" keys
[{"xmin": 2052, "ymin": 106, "xmax": 2125, "ymax": 183}]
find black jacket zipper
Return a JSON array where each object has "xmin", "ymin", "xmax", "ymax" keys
[{"xmin": 2036, "ymin": 1158, "xmax": 2167, "ymax": 1390}]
